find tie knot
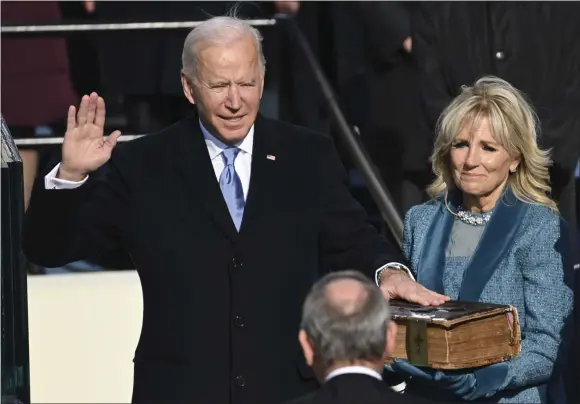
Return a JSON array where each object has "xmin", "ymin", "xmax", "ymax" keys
[{"xmin": 222, "ymin": 147, "xmax": 240, "ymax": 166}]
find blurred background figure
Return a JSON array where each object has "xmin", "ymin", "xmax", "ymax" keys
[
  {"xmin": 348, "ymin": 2, "xmax": 432, "ymax": 217},
  {"xmin": 1, "ymin": 1, "xmax": 77, "ymax": 212},
  {"xmin": 1, "ymin": 0, "xmax": 79, "ymax": 275},
  {"xmin": 276, "ymin": 2, "xmax": 432, "ymax": 226}
]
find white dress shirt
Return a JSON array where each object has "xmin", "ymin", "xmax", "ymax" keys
[
  {"xmin": 325, "ymin": 365, "xmax": 382, "ymax": 382},
  {"xmin": 44, "ymin": 120, "xmax": 409, "ymax": 279},
  {"xmin": 200, "ymin": 121, "xmax": 253, "ymax": 201}
]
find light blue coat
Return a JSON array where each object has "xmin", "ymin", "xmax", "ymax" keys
[{"xmin": 397, "ymin": 190, "xmax": 574, "ymax": 403}]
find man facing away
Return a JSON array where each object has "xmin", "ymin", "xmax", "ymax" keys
[
  {"xmin": 283, "ymin": 270, "xmax": 435, "ymax": 404},
  {"xmin": 22, "ymin": 14, "xmax": 447, "ymax": 404}
]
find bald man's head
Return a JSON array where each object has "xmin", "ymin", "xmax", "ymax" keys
[{"xmin": 324, "ymin": 278, "xmax": 369, "ymax": 316}]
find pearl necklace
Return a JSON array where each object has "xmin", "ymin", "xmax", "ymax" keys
[{"xmin": 456, "ymin": 205, "xmax": 492, "ymax": 226}]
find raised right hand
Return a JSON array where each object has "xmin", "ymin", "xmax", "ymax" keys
[{"xmin": 58, "ymin": 93, "xmax": 121, "ymax": 181}]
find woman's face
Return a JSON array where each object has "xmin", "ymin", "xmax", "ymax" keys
[{"xmin": 449, "ymin": 118, "xmax": 519, "ymax": 208}]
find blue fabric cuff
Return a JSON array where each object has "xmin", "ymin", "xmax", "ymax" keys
[{"xmin": 465, "ymin": 363, "xmax": 509, "ymax": 400}]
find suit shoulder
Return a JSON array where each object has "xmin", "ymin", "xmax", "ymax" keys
[
  {"xmin": 519, "ymin": 203, "xmax": 567, "ymax": 240},
  {"xmin": 523, "ymin": 203, "xmax": 561, "ymax": 223},
  {"xmin": 265, "ymin": 117, "xmax": 333, "ymax": 148},
  {"xmin": 114, "ymin": 120, "xmax": 183, "ymax": 155},
  {"xmin": 109, "ymin": 119, "xmax": 188, "ymax": 170},
  {"xmin": 405, "ymin": 199, "xmax": 441, "ymax": 224}
]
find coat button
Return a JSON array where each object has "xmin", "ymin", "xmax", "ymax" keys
[
  {"xmin": 495, "ymin": 51, "xmax": 505, "ymax": 60},
  {"xmin": 235, "ymin": 375, "xmax": 246, "ymax": 387},
  {"xmin": 234, "ymin": 315, "xmax": 245, "ymax": 328},
  {"xmin": 231, "ymin": 257, "xmax": 243, "ymax": 269}
]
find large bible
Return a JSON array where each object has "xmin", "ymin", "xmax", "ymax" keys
[{"xmin": 386, "ymin": 300, "xmax": 521, "ymax": 370}]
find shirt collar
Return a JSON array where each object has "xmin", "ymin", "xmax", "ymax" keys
[
  {"xmin": 199, "ymin": 120, "xmax": 254, "ymax": 161},
  {"xmin": 325, "ymin": 366, "xmax": 383, "ymax": 382}
]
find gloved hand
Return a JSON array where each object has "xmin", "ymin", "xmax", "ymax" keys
[{"xmin": 390, "ymin": 359, "xmax": 508, "ymax": 400}]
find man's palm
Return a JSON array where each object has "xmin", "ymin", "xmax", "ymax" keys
[{"xmin": 60, "ymin": 93, "xmax": 121, "ymax": 180}]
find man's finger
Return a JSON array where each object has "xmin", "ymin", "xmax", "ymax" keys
[
  {"xmin": 105, "ymin": 130, "xmax": 122, "ymax": 149},
  {"xmin": 66, "ymin": 105, "xmax": 77, "ymax": 133},
  {"xmin": 77, "ymin": 95, "xmax": 89, "ymax": 126},
  {"xmin": 95, "ymin": 97, "xmax": 106, "ymax": 128},
  {"xmin": 419, "ymin": 286, "xmax": 450, "ymax": 301},
  {"xmin": 407, "ymin": 290, "xmax": 447, "ymax": 306},
  {"xmin": 427, "ymin": 291, "xmax": 450, "ymax": 301},
  {"xmin": 86, "ymin": 93, "xmax": 98, "ymax": 124}
]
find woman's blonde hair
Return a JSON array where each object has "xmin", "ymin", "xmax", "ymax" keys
[{"xmin": 427, "ymin": 76, "xmax": 558, "ymax": 213}]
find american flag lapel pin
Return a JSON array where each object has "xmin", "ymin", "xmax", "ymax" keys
[{"xmin": 266, "ymin": 154, "xmax": 276, "ymax": 161}]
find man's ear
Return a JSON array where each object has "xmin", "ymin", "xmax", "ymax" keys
[
  {"xmin": 181, "ymin": 71, "xmax": 195, "ymax": 105},
  {"xmin": 298, "ymin": 330, "xmax": 314, "ymax": 366},
  {"xmin": 385, "ymin": 320, "xmax": 398, "ymax": 359},
  {"xmin": 259, "ymin": 75, "xmax": 265, "ymax": 100}
]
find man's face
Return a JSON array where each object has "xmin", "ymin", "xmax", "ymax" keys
[{"xmin": 182, "ymin": 35, "xmax": 264, "ymax": 144}]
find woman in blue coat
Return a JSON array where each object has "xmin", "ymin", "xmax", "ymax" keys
[{"xmin": 387, "ymin": 76, "xmax": 574, "ymax": 403}]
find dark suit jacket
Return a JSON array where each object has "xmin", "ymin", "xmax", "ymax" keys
[
  {"xmin": 22, "ymin": 111, "xmax": 404, "ymax": 404},
  {"xmin": 282, "ymin": 373, "xmax": 436, "ymax": 404}
]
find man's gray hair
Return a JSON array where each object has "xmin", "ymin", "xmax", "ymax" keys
[
  {"xmin": 301, "ymin": 270, "xmax": 391, "ymax": 369},
  {"xmin": 181, "ymin": 12, "xmax": 266, "ymax": 81}
]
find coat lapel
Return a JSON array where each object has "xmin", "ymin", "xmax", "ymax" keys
[
  {"xmin": 459, "ymin": 190, "xmax": 529, "ymax": 300},
  {"xmin": 173, "ymin": 113, "xmax": 239, "ymax": 243},
  {"xmin": 416, "ymin": 198, "xmax": 456, "ymax": 295},
  {"xmin": 238, "ymin": 114, "xmax": 279, "ymax": 237},
  {"xmin": 416, "ymin": 189, "xmax": 529, "ymax": 301}
]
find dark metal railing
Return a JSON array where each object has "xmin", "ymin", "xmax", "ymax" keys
[{"xmin": 0, "ymin": 19, "xmax": 276, "ymax": 35}]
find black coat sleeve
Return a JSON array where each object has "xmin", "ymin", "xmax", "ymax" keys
[
  {"xmin": 316, "ymin": 136, "xmax": 405, "ymax": 279},
  {"xmin": 350, "ymin": 1, "xmax": 411, "ymax": 66},
  {"xmin": 22, "ymin": 151, "xmax": 130, "ymax": 268},
  {"xmin": 412, "ymin": 3, "xmax": 454, "ymax": 131}
]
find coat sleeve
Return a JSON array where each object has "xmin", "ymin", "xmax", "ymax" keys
[
  {"xmin": 22, "ymin": 151, "xmax": 130, "ymax": 268},
  {"xmin": 500, "ymin": 216, "xmax": 574, "ymax": 390},
  {"xmin": 316, "ymin": 136, "xmax": 406, "ymax": 279},
  {"xmin": 350, "ymin": 1, "xmax": 411, "ymax": 65},
  {"xmin": 402, "ymin": 205, "xmax": 419, "ymax": 277},
  {"xmin": 412, "ymin": 3, "xmax": 454, "ymax": 131}
]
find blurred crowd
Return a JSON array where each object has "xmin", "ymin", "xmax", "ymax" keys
[{"xmin": 2, "ymin": 1, "xmax": 580, "ymax": 274}]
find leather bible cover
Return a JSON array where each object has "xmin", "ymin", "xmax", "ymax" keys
[{"xmin": 386, "ymin": 300, "xmax": 521, "ymax": 369}]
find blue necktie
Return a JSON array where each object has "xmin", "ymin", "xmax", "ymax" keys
[{"xmin": 219, "ymin": 147, "xmax": 245, "ymax": 231}]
